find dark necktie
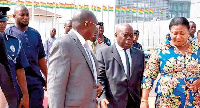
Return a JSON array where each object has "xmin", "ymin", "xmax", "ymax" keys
[{"xmin": 124, "ymin": 50, "xmax": 130, "ymax": 78}]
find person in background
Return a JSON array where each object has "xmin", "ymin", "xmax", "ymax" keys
[
  {"xmin": 97, "ymin": 23, "xmax": 144, "ymax": 108},
  {"xmin": 165, "ymin": 33, "xmax": 171, "ymax": 44},
  {"xmin": 97, "ymin": 22, "xmax": 111, "ymax": 46},
  {"xmin": 196, "ymin": 30, "xmax": 200, "ymax": 46},
  {"xmin": 87, "ymin": 28, "xmax": 108, "ymax": 55},
  {"xmin": 64, "ymin": 20, "xmax": 72, "ymax": 34},
  {"xmin": 87, "ymin": 31, "xmax": 98, "ymax": 54},
  {"xmin": 44, "ymin": 28, "xmax": 57, "ymax": 65},
  {"xmin": 47, "ymin": 9, "xmax": 102, "ymax": 108},
  {"xmin": 141, "ymin": 17, "xmax": 200, "ymax": 108},
  {"xmin": 189, "ymin": 21, "xmax": 197, "ymax": 42},
  {"xmin": 0, "ymin": 6, "xmax": 29, "ymax": 108},
  {"xmin": 132, "ymin": 30, "xmax": 142, "ymax": 50},
  {"xmin": 5, "ymin": 6, "xmax": 47, "ymax": 108}
]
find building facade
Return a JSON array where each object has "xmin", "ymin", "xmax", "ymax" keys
[{"xmin": 115, "ymin": 0, "xmax": 191, "ymax": 24}]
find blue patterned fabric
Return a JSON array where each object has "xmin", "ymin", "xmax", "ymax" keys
[{"xmin": 142, "ymin": 41, "xmax": 200, "ymax": 107}]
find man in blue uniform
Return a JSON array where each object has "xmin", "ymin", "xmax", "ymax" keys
[
  {"xmin": 0, "ymin": 7, "xmax": 29, "ymax": 108},
  {"xmin": 132, "ymin": 30, "xmax": 143, "ymax": 50},
  {"xmin": 0, "ymin": 7, "xmax": 19, "ymax": 108},
  {"xmin": 5, "ymin": 6, "xmax": 48, "ymax": 108}
]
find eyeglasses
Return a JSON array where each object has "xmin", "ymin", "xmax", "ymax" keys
[
  {"xmin": 120, "ymin": 33, "xmax": 134, "ymax": 38},
  {"xmin": 85, "ymin": 21, "xmax": 97, "ymax": 27}
]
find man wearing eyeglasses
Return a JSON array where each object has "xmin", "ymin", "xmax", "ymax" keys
[
  {"xmin": 48, "ymin": 9, "xmax": 102, "ymax": 108},
  {"xmin": 97, "ymin": 23, "xmax": 144, "ymax": 108}
]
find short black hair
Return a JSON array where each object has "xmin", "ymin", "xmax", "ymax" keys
[
  {"xmin": 97, "ymin": 22, "xmax": 104, "ymax": 26},
  {"xmin": 133, "ymin": 30, "xmax": 139, "ymax": 35},
  {"xmin": 197, "ymin": 30, "xmax": 200, "ymax": 35},
  {"xmin": 169, "ymin": 17, "xmax": 189, "ymax": 30}
]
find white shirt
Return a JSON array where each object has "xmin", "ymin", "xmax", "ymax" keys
[
  {"xmin": 72, "ymin": 29, "xmax": 97, "ymax": 84},
  {"xmin": 115, "ymin": 43, "xmax": 132, "ymax": 75}
]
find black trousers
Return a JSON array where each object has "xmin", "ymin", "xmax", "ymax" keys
[{"xmin": 126, "ymin": 93, "xmax": 140, "ymax": 108}]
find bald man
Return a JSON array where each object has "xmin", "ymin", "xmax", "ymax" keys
[
  {"xmin": 44, "ymin": 28, "xmax": 57, "ymax": 64},
  {"xmin": 64, "ymin": 20, "xmax": 72, "ymax": 34},
  {"xmin": 4, "ymin": 6, "xmax": 47, "ymax": 108},
  {"xmin": 48, "ymin": 9, "xmax": 102, "ymax": 108},
  {"xmin": 97, "ymin": 23, "xmax": 144, "ymax": 108}
]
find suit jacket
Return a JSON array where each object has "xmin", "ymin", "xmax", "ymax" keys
[
  {"xmin": 0, "ymin": 33, "xmax": 18, "ymax": 108},
  {"xmin": 97, "ymin": 44, "xmax": 144, "ymax": 108},
  {"xmin": 47, "ymin": 30, "xmax": 99, "ymax": 108}
]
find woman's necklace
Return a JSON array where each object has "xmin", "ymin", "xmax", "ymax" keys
[
  {"xmin": 181, "ymin": 40, "xmax": 189, "ymax": 47},
  {"xmin": 174, "ymin": 40, "xmax": 189, "ymax": 55}
]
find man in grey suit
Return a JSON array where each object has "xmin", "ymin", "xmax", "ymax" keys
[
  {"xmin": 47, "ymin": 9, "xmax": 102, "ymax": 108},
  {"xmin": 97, "ymin": 23, "xmax": 144, "ymax": 108}
]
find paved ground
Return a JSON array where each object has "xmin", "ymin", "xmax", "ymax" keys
[{"xmin": 43, "ymin": 92, "xmax": 157, "ymax": 108}]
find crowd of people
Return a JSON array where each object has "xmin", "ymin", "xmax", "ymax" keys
[{"xmin": 0, "ymin": 5, "xmax": 200, "ymax": 108}]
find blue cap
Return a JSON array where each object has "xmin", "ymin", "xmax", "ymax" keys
[{"xmin": 0, "ymin": 7, "xmax": 10, "ymax": 21}]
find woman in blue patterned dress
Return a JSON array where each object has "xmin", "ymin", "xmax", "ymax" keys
[{"xmin": 140, "ymin": 17, "xmax": 200, "ymax": 108}]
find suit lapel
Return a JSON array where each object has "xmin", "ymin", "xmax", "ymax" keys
[
  {"xmin": 130, "ymin": 48, "xmax": 137, "ymax": 77},
  {"xmin": 70, "ymin": 32, "xmax": 94, "ymax": 76},
  {"xmin": 91, "ymin": 53, "xmax": 99, "ymax": 76},
  {"xmin": 111, "ymin": 44, "xmax": 125, "ymax": 73}
]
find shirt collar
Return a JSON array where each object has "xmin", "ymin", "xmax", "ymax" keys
[
  {"xmin": 72, "ymin": 29, "xmax": 86, "ymax": 47},
  {"xmin": 115, "ymin": 42, "xmax": 130, "ymax": 52}
]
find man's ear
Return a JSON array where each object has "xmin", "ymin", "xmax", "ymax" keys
[{"xmin": 115, "ymin": 32, "xmax": 117, "ymax": 38}]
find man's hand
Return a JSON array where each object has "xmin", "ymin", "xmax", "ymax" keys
[
  {"xmin": 96, "ymin": 83, "xmax": 103, "ymax": 98},
  {"xmin": 100, "ymin": 98, "xmax": 109, "ymax": 108},
  {"xmin": 18, "ymin": 95, "xmax": 29, "ymax": 108}
]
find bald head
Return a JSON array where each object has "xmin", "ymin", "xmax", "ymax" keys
[
  {"xmin": 115, "ymin": 23, "xmax": 133, "ymax": 50},
  {"xmin": 50, "ymin": 28, "xmax": 56, "ymax": 38},
  {"xmin": 13, "ymin": 6, "xmax": 29, "ymax": 30},
  {"xmin": 64, "ymin": 20, "xmax": 72, "ymax": 34},
  {"xmin": 72, "ymin": 9, "xmax": 97, "ymax": 29},
  {"xmin": 64, "ymin": 20, "xmax": 72, "ymax": 26},
  {"xmin": 14, "ymin": 5, "xmax": 28, "ymax": 15},
  {"xmin": 71, "ymin": 9, "xmax": 97, "ymax": 40},
  {"xmin": 116, "ymin": 23, "xmax": 133, "ymax": 33}
]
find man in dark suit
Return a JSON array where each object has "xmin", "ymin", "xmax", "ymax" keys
[
  {"xmin": 97, "ymin": 23, "xmax": 144, "ymax": 108},
  {"xmin": 48, "ymin": 9, "xmax": 102, "ymax": 108}
]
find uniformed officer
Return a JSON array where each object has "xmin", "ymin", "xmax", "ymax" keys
[
  {"xmin": 0, "ymin": 7, "xmax": 29, "ymax": 108},
  {"xmin": 5, "ymin": 6, "xmax": 48, "ymax": 108},
  {"xmin": 97, "ymin": 22, "xmax": 111, "ymax": 46},
  {"xmin": 0, "ymin": 7, "xmax": 19, "ymax": 108}
]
